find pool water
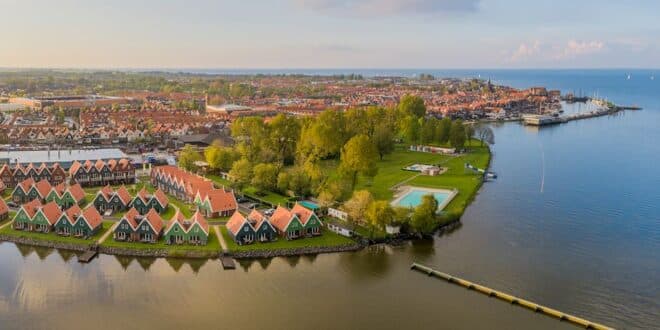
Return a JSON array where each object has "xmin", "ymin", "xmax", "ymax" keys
[
  {"xmin": 395, "ymin": 189, "xmax": 449, "ymax": 209},
  {"xmin": 299, "ymin": 200, "xmax": 319, "ymax": 210}
]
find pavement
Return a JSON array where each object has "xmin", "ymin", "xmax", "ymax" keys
[{"xmin": 213, "ymin": 225, "xmax": 228, "ymax": 253}]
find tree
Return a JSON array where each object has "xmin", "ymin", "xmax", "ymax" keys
[
  {"xmin": 411, "ymin": 195, "xmax": 439, "ymax": 234},
  {"xmin": 464, "ymin": 124, "xmax": 475, "ymax": 149},
  {"xmin": 373, "ymin": 122, "xmax": 394, "ymax": 160},
  {"xmin": 420, "ymin": 117, "xmax": 437, "ymax": 144},
  {"xmin": 449, "ymin": 120, "xmax": 466, "ymax": 150},
  {"xmin": 297, "ymin": 110, "xmax": 347, "ymax": 160},
  {"xmin": 397, "ymin": 94, "xmax": 426, "ymax": 118},
  {"xmin": 228, "ymin": 158, "xmax": 253, "ymax": 190},
  {"xmin": 251, "ymin": 163, "xmax": 279, "ymax": 193},
  {"xmin": 267, "ymin": 114, "xmax": 300, "ymax": 165},
  {"xmin": 365, "ymin": 200, "xmax": 394, "ymax": 232},
  {"xmin": 474, "ymin": 124, "xmax": 495, "ymax": 146},
  {"xmin": 178, "ymin": 144, "xmax": 202, "ymax": 171},
  {"xmin": 392, "ymin": 206, "xmax": 412, "ymax": 225},
  {"xmin": 400, "ymin": 115, "xmax": 421, "ymax": 145},
  {"xmin": 436, "ymin": 117, "xmax": 452, "ymax": 144},
  {"xmin": 204, "ymin": 141, "xmax": 238, "ymax": 172},
  {"xmin": 343, "ymin": 190, "xmax": 373, "ymax": 225},
  {"xmin": 339, "ymin": 134, "xmax": 378, "ymax": 190}
]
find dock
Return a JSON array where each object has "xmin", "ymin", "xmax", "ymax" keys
[
  {"xmin": 220, "ymin": 252, "xmax": 235, "ymax": 269},
  {"xmin": 78, "ymin": 245, "xmax": 99, "ymax": 263},
  {"xmin": 410, "ymin": 263, "xmax": 614, "ymax": 330}
]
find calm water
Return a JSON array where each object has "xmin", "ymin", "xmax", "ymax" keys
[
  {"xmin": 0, "ymin": 70, "xmax": 658, "ymax": 330},
  {"xmin": 395, "ymin": 188, "xmax": 450, "ymax": 208}
]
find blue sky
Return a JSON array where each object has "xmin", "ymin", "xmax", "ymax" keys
[{"xmin": 1, "ymin": 0, "xmax": 659, "ymax": 68}]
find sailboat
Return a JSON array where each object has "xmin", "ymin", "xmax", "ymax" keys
[{"xmin": 626, "ymin": 73, "xmax": 632, "ymax": 80}]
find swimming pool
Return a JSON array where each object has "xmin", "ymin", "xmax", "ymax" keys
[
  {"xmin": 391, "ymin": 187, "xmax": 457, "ymax": 212},
  {"xmin": 299, "ymin": 200, "xmax": 320, "ymax": 210}
]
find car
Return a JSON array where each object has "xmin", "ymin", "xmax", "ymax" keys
[
  {"xmin": 236, "ymin": 197, "xmax": 249, "ymax": 203},
  {"xmin": 7, "ymin": 201, "xmax": 18, "ymax": 208},
  {"xmin": 245, "ymin": 203, "xmax": 259, "ymax": 209},
  {"xmin": 264, "ymin": 208, "xmax": 275, "ymax": 216}
]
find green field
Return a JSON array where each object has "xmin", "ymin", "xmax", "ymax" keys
[
  {"xmin": 0, "ymin": 220, "xmax": 114, "ymax": 246},
  {"xmin": 100, "ymin": 228, "xmax": 221, "ymax": 255},
  {"xmin": 220, "ymin": 226, "xmax": 355, "ymax": 252},
  {"xmin": 320, "ymin": 141, "xmax": 490, "ymax": 218}
]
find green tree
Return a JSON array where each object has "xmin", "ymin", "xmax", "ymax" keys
[
  {"xmin": 420, "ymin": 117, "xmax": 437, "ymax": 144},
  {"xmin": 267, "ymin": 114, "xmax": 300, "ymax": 165},
  {"xmin": 204, "ymin": 141, "xmax": 238, "ymax": 172},
  {"xmin": 373, "ymin": 122, "xmax": 394, "ymax": 160},
  {"xmin": 177, "ymin": 144, "xmax": 202, "ymax": 171},
  {"xmin": 400, "ymin": 115, "xmax": 421, "ymax": 145},
  {"xmin": 343, "ymin": 190, "xmax": 373, "ymax": 225},
  {"xmin": 392, "ymin": 206, "xmax": 412, "ymax": 225},
  {"xmin": 251, "ymin": 163, "xmax": 279, "ymax": 193},
  {"xmin": 411, "ymin": 195, "xmax": 439, "ymax": 234},
  {"xmin": 397, "ymin": 94, "xmax": 426, "ymax": 118},
  {"xmin": 365, "ymin": 200, "xmax": 394, "ymax": 233},
  {"xmin": 449, "ymin": 120, "xmax": 466, "ymax": 150},
  {"xmin": 228, "ymin": 158, "xmax": 253, "ymax": 190},
  {"xmin": 437, "ymin": 117, "xmax": 452, "ymax": 144},
  {"xmin": 339, "ymin": 134, "xmax": 378, "ymax": 189}
]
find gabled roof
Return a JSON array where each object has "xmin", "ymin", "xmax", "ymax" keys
[
  {"xmin": 153, "ymin": 189, "xmax": 169, "ymax": 208},
  {"xmin": 204, "ymin": 189, "xmax": 237, "ymax": 213},
  {"xmin": 16, "ymin": 178, "xmax": 35, "ymax": 193},
  {"xmin": 40, "ymin": 201, "xmax": 63, "ymax": 225},
  {"xmin": 67, "ymin": 183, "xmax": 86, "ymax": 201},
  {"xmin": 52, "ymin": 182, "xmax": 67, "ymax": 197},
  {"xmin": 97, "ymin": 185, "xmax": 114, "ymax": 201},
  {"xmin": 291, "ymin": 203, "xmax": 321, "ymax": 226},
  {"xmin": 0, "ymin": 199, "xmax": 8, "ymax": 215},
  {"xmin": 226, "ymin": 211, "xmax": 252, "ymax": 235},
  {"xmin": 80, "ymin": 206, "xmax": 103, "ymax": 229},
  {"xmin": 20, "ymin": 199, "xmax": 42, "ymax": 218},
  {"xmin": 142, "ymin": 208, "xmax": 164, "ymax": 234},
  {"xmin": 33, "ymin": 180, "xmax": 53, "ymax": 198},
  {"xmin": 115, "ymin": 185, "xmax": 132, "ymax": 204},
  {"xmin": 190, "ymin": 210, "xmax": 209, "ymax": 234},
  {"xmin": 63, "ymin": 204, "xmax": 83, "ymax": 223},
  {"xmin": 120, "ymin": 207, "xmax": 141, "ymax": 229},
  {"xmin": 269, "ymin": 206, "xmax": 296, "ymax": 232},
  {"xmin": 69, "ymin": 160, "xmax": 82, "ymax": 175},
  {"xmin": 165, "ymin": 210, "xmax": 186, "ymax": 233}
]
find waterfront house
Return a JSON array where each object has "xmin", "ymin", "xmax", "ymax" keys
[
  {"xmin": 163, "ymin": 210, "xmax": 209, "ymax": 245},
  {"xmin": 45, "ymin": 183, "xmax": 86, "ymax": 209},
  {"xmin": 194, "ymin": 188, "xmax": 237, "ymax": 218},
  {"xmin": 292, "ymin": 203, "xmax": 323, "ymax": 237},
  {"xmin": 113, "ymin": 208, "xmax": 163, "ymax": 243},
  {"xmin": 130, "ymin": 188, "xmax": 169, "ymax": 215},
  {"xmin": 0, "ymin": 163, "xmax": 66, "ymax": 188},
  {"xmin": 247, "ymin": 209, "xmax": 277, "ymax": 242},
  {"xmin": 226, "ymin": 211, "xmax": 257, "ymax": 245},
  {"xmin": 12, "ymin": 200, "xmax": 62, "ymax": 233},
  {"xmin": 26, "ymin": 179, "xmax": 53, "ymax": 203},
  {"xmin": 92, "ymin": 185, "xmax": 131, "ymax": 214},
  {"xmin": 54, "ymin": 205, "xmax": 103, "ymax": 238},
  {"xmin": 0, "ymin": 199, "xmax": 8, "ymax": 221},
  {"xmin": 269, "ymin": 206, "xmax": 305, "ymax": 240}
]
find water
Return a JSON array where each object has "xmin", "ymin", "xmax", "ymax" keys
[
  {"xmin": 0, "ymin": 69, "xmax": 658, "ymax": 330},
  {"xmin": 394, "ymin": 188, "xmax": 450, "ymax": 209}
]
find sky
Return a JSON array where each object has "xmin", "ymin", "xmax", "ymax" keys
[{"xmin": 1, "ymin": 0, "xmax": 659, "ymax": 69}]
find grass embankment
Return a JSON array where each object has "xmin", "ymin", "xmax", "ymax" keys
[
  {"xmin": 219, "ymin": 226, "xmax": 354, "ymax": 253},
  {"xmin": 100, "ymin": 229, "xmax": 221, "ymax": 254},
  {"xmin": 0, "ymin": 220, "xmax": 114, "ymax": 246}
]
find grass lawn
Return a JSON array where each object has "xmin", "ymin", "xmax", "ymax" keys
[
  {"xmin": 167, "ymin": 196, "xmax": 194, "ymax": 217},
  {"xmin": 160, "ymin": 205, "xmax": 176, "ymax": 220},
  {"xmin": 0, "ymin": 220, "xmax": 114, "ymax": 246},
  {"xmin": 100, "ymin": 229, "xmax": 221, "ymax": 255},
  {"xmin": 220, "ymin": 225, "xmax": 355, "ymax": 252},
  {"xmin": 207, "ymin": 174, "xmax": 290, "ymax": 206},
  {"xmin": 319, "ymin": 141, "xmax": 490, "ymax": 218}
]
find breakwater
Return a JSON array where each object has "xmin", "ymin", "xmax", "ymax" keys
[{"xmin": 410, "ymin": 263, "xmax": 614, "ymax": 330}]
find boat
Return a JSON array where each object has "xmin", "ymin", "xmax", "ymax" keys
[{"xmin": 627, "ymin": 73, "xmax": 632, "ymax": 80}]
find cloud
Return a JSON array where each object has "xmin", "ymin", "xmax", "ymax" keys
[
  {"xmin": 293, "ymin": 0, "xmax": 481, "ymax": 16},
  {"xmin": 556, "ymin": 40, "xmax": 605, "ymax": 59},
  {"xmin": 509, "ymin": 41, "xmax": 541, "ymax": 62}
]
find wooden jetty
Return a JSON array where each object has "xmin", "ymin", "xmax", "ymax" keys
[
  {"xmin": 78, "ymin": 245, "xmax": 99, "ymax": 263},
  {"xmin": 410, "ymin": 263, "xmax": 614, "ymax": 330},
  {"xmin": 220, "ymin": 251, "xmax": 236, "ymax": 270}
]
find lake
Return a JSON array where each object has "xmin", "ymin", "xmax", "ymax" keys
[{"xmin": 0, "ymin": 69, "xmax": 657, "ymax": 330}]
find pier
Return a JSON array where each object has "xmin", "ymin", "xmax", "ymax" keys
[
  {"xmin": 78, "ymin": 245, "xmax": 99, "ymax": 263},
  {"xmin": 410, "ymin": 263, "xmax": 614, "ymax": 330}
]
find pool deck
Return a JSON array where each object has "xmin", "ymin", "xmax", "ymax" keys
[{"xmin": 390, "ymin": 186, "xmax": 458, "ymax": 212}]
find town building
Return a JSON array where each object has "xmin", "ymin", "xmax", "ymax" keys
[
  {"xmin": 12, "ymin": 200, "xmax": 62, "ymax": 233},
  {"xmin": 0, "ymin": 163, "xmax": 66, "ymax": 188},
  {"xmin": 162, "ymin": 211, "xmax": 209, "ymax": 245},
  {"xmin": 69, "ymin": 159, "xmax": 135, "ymax": 187},
  {"xmin": 92, "ymin": 185, "xmax": 132, "ymax": 215},
  {"xmin": 11, "ymin": 178, "xmax": 52, "ymax": 204},
  {"xmin": 113, "ymin": 208, "xmax": 164, "ymax": 243},
  {"xmin": 268, "ymin": 203, "xmax": 322, "ymax": 240},
  {"xmin": 150, "ymin": 165, "xmax": 215, "ymax": 202},
  {"xmin": 53, "ymin": 205, "xmax": 103, "ymax": 238},
  {"xmin": 193, "ymin": 188, "xmax": 237, "ymax": 218},
  {"xmin": 130, "ymin": 188, "xmax": 169, "ymax": 215},
  {"xmin": 45, "ymin": 183, "xmax": 86, "ymax": 209}
]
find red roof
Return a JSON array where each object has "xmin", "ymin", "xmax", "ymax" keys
[
  {"xmin": 143, "ymin": 208, "xmax": 163, "ymax": 233},
  {"xmin": 0, "ymin": 199, "xmax": 8, "ymax": 215},
  {"xmin": 190, "ymin": 211, "xmax": 209, "ymax": 234},
  {"xmin": 68, "ymin": 183, "xmax": 86, "ymax": 201},
  {"xmin": 269, "ymin": 206, "xmax": 296, "ymax": 232},
  {"xmin": 226, "ymin": 211, "xmax": 249, "ymax": 235},
  {"xmin": 205, "ymin": 189, "xmax": 237, "ymax": 213},
  {"xmin": 64, "ymin": 204, "xmax": 83, "ymax": 222},
  {"xmin": 16, "ymin": 178, "xmax": 35, "ymax": 193},
  {"xmin": 121, "ymin": 208, "xmax": 141, "ymax": 229},
  {"xmin": 153, "ymin": 189, "xmax": 169, "ymax": 208},
  {"xmin": 81, "ymin": 206, "xmax": 103, "ymax": 229},
  {"xmin": 291, "ymin": 203, "xmax": 318, "ymax": 225},
  {"xmin": 34, "ymin": 180, "xmax": 53, "ymax": 198},
  {"xmin": 21, "ymin": 199, "xmax": 42, "ymax": 218},
  {"xmin": 40, "ymin": 201, "xmax": 63, "ymax": 225}
]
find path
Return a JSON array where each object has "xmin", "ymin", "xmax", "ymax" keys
[
  {"xmin": 96, "ymin": 223, "xmax": 118, "ymax": 244},
  {"xmin": 0, "ymin": 220, "xmax": 13, "ymax": 230},
  {"xmin": 213, "ymin": 225, "xmax": 228, "ymax": 252}
]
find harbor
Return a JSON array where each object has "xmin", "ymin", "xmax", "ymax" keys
[{"xmin": 523, "ymin": 99, "xmax": 642, "ymax": 126}]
